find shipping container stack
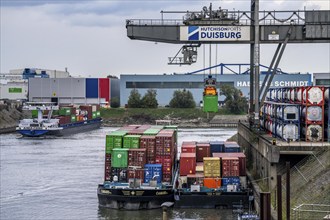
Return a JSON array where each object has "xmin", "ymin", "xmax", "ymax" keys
[
  {"xmin": 297, "ymin": 86, "xmax": 325, "ymax": 142},
  {"xmin": 127, "ymin": 149, "xmax": 147, "ymax": 181},
  {"xmin": 155, "ymin": 129, "xmax": 176, "ymax": 182},
  {"xmin": 179, "ymin": 141, "xmax": 246, "ymax": 192},
  {"xmin": 261, "ymin": 86, "xmax": 328, "ymax": 143},
  {"xmin": 103, "ymin": 125, "xmax": 178, "ymax": 185},
  {"xmin": 324, "ymin": 87, "xmax": 329, "ymax": 142},
  {"xmin": 53, "ymin": 104, "xmax": 101, "ymax": 125}
]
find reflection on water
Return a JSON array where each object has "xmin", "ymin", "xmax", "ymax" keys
[{"xmin": 1, "ymin": 127, "xmax": 238, "ymax": 220}]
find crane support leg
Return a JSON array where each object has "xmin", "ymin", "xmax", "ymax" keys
[{"xmin": 260, "ymin": 26, "xmax": 292, "ymax": 107}]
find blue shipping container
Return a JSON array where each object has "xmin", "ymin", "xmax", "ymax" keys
[
  {"xmin": 210, "ymin": 141, "xmax": 225, "ymax": 153},
  {"xmin": 224, "ymin": 146, "xmax": 240, "ymax": 152},
  {"xmin": 222, "ymin": 177, "xmax": 240, "ymax": 186},
  {"xmin": 86, "ymin": 78, "xmax": 98, "ymax": 98},
  {"xmin": 144, "ymin": 164, "xmax": 162, "ymax": 184}
]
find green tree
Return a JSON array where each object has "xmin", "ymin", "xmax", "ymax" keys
[
  {"xmin": 127, "ymin": 89, "xmax": 142, "ymax": 108},
  {"xmin": 142, "ymin": 89, "xmax": 158, "ymax": 108},
  {"xmin": 110, "ymin": 97, "xmax": 120, "ymax": 108},
  {"xmin": 220, "ymin": 84, "xmax": 248, "ymax": 114},
  {"xmin": 169, "ymin": 89, "xmax": 196, "ymax": 108}
]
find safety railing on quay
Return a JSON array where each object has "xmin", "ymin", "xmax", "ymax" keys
[{"xmin": 272, "ymin": 148, "xmax": 330, "ymax": 219}]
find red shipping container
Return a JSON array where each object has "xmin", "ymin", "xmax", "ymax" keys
[
  {"xmin": 163, "ymin": 174, "xmax": 172, "ymax": 182},
  {"xmin": 213, "ymin": 152, "xmax": 246, "ymax": 176},
  {"xmin": 79, "ymin": 105, "xmax": 93, "ymax": 120},
  {"xmin": 140, "ymin": 135, "xmax": 156, "ymax": 164},
  {"xmin": 181, "ymin": 144, "xmax": 196, "ymax": 153},
  {"xmin": 127, "ymin": 169, "xmax": 144, "ymax": 182},
  {"xmin": 99, "ymin": 78, "xmax": 110, "ymax": 102},
  {"xmin": 196, "ymin": 143, "xmax": 211, "ymax": 162},
  {"xmin": 180, "ymin": 153, "xmax": 196, "ymax": 176},
  {"xmin": 128, "ymin": 129, "xmax": 146, "ymax": 135},
  {"xmin": 128, "ymin": 149, "xmax": 147, "ymax": 167},
  {"xmin": 138, "ymin": 125, "xmax": 151, "ymax": 130},
  {"xmin": 156, "ymin": 133, "xmax": 175, "ymax": 156},
  {"xmin": 156, "ymin": 155, "xmax": 172, "ymax": 175},
  {"xmin": 222, "ymin": 157, "xmax": 240, "ymax": 177},
  {"xmin": 182, "ymin": 141, "xmax": 196, "ymax": 146}
]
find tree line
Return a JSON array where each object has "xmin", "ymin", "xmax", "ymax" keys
[{"xmin": 110, "ymin": 85, "xmax": 248, "ymax": 114}]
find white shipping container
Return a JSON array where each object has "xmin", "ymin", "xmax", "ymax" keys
[
  {"xmin": 290, "ymin": 89, "xmax": 295, "ymax": 102},
  {"xmin": 281, "ymin": 124, "xmax": 299, "ymax": 141},
  {"xmin": 283, "ymin": 106, "xmax": 299, "ymax": 121},
  {"xmin": 277, "ymin": 90, "xmax": 282, "ymax": 101},
  {"xmin": 271, "ymin": 90, "xmax": 276, "ymax": 100},
  {"xmin": 302, "ymin": 125, "xmax": 323, "ymax": 142},
  {"xmin": 297, "ymin": 88, "xmax": 303, "ymax": 102},
  {"xmin": 302, "ymin": 106, "xmax": 323, "ymax": 121},
  {"xmin": 303, "ymin": 87, "xmax": 324, "ymax": 105}
]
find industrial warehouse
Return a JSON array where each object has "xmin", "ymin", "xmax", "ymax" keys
[
  {"xmin": 0, "ymin": 66, "xmax": 327, "ymax": 107},
  {"xmin": 119, "ymin": 70, "xmax": 311, "ymax": 107},
  {"xmin": 0, "ymin": 66, "xmax": 313, "ymax": 107}
]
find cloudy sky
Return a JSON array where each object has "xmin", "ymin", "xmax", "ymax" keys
[{"xmin": 1, "ymin": 0, "xmax": 329, "ymax": 78}]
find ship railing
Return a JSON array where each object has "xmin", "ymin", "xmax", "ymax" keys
[{"xmin": 127, "ymin": 10, "xmax": 308, "ymax": 27}]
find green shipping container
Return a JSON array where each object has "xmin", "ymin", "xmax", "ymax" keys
[
  {"xmin": 203, "ymin": 95, "xmax": 218, "ymax": 113},
  {"xmin": 31, "ymin": 110, "xmax": 38, "ymax": 118},
  {"xmin": 112, "ymin": 148, "xmax": 128, "ymax": 168},
  {"xmin": 92, "ymin": 112, "xmax": 97, "ymax": 119},
  {"xmin": 52, "ymin": 110, "xmax": 59, "ymax": 116},
  {"xmin": 150, "ymin": 125, "xmax": 164, "ymax": 129},
  {"xmin": 143, "ymin": 129, "xmax": 161, "ymax": 135},
  {"xmin": 71, "ymin": 115, "xmax": 76, "ymax": 122},
  {"xmin": 123, "ymin": 135, "xmax": 141, "ymax": 148},
  {"xmin": 59, "ymin": 108, "xmax": 71, "ymax": 116},
  {"xmin": 106, "ymin": 131, "xmax": 127, "ymax": 152}
]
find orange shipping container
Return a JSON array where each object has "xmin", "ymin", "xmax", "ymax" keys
[{"xmin": 203, "ymin": 177, "xmax": 221, "ymax": 189}]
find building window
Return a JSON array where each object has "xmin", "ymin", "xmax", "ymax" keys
[{"xmin": 315, "ymin": 79, "xmax": 330, "ymax": 86}]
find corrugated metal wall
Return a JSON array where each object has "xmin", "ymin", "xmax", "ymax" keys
[
  {"xmin": 99, "ymin": 78, "xmax": 110, "ymax": 102},
  {"xmin": 86, "ymin": 78, "xmax": 98, "ymax": 98},
  {"xmin": 28, "ymin": 78, "xmax": 117, "ymax": 105},
  {"xmin": 110, "ymin": 78, "xmax": 120, "ymax": 100}
]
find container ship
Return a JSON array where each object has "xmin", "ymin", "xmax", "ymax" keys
[
  {"xmin": 97, "ymin": 125, "xmax": 251, "ymax": 210},
  {"xmin": 174, "ymin": 141, "xmax": 251, "ymax": 209},
  {"xmin": 16, "ymin": 102, "xmax": 102, "ymax": 137},
  {"xmin": 97, "ymin": 125, "xmax": 178, "ymax": 210}
]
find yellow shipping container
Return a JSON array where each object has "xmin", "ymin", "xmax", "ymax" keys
[{"xmin": 203, "ymin": 157, "xmax": 221, "ymax": 177}]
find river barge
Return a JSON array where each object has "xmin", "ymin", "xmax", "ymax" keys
[
  {"xmin": 97, "ymin": 125, "xmax": 252, "ymax": 210},
  {"xmin": 98, "ymin": 125, "xmax": 178, "ymax": 210},
  {"xmin": 16, "ymin": 102, "xmax": 101, "ymax": 137}
]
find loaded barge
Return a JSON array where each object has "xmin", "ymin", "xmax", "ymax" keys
[
  {"xmin": 16, "ymin": 102, "xmax": 101, "ymax": 137},
  {"xmin": 97, "ymin": 125, "xmax": 251, "ymax": 210}
]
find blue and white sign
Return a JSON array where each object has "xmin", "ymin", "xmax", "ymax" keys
[{"xmin": 180, "ymin": 26, "xmax": 250, "ymax": 41}]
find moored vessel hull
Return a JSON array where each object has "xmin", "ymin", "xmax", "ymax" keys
[
  {"xmin": 17, "ymin": 118, "xmax": 102, "ymax": 137},
  {"xmin": 97, "ymin": 184, "xmax": 174, "ymax": 210},
  {"xmin": 174, "ymin": 191, "xmax": 250, "ymax": 209}
]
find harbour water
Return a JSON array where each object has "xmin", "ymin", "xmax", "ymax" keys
[{"xmin": 0, "ymin": 127, "xmax": 238, "ymax": 220}]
